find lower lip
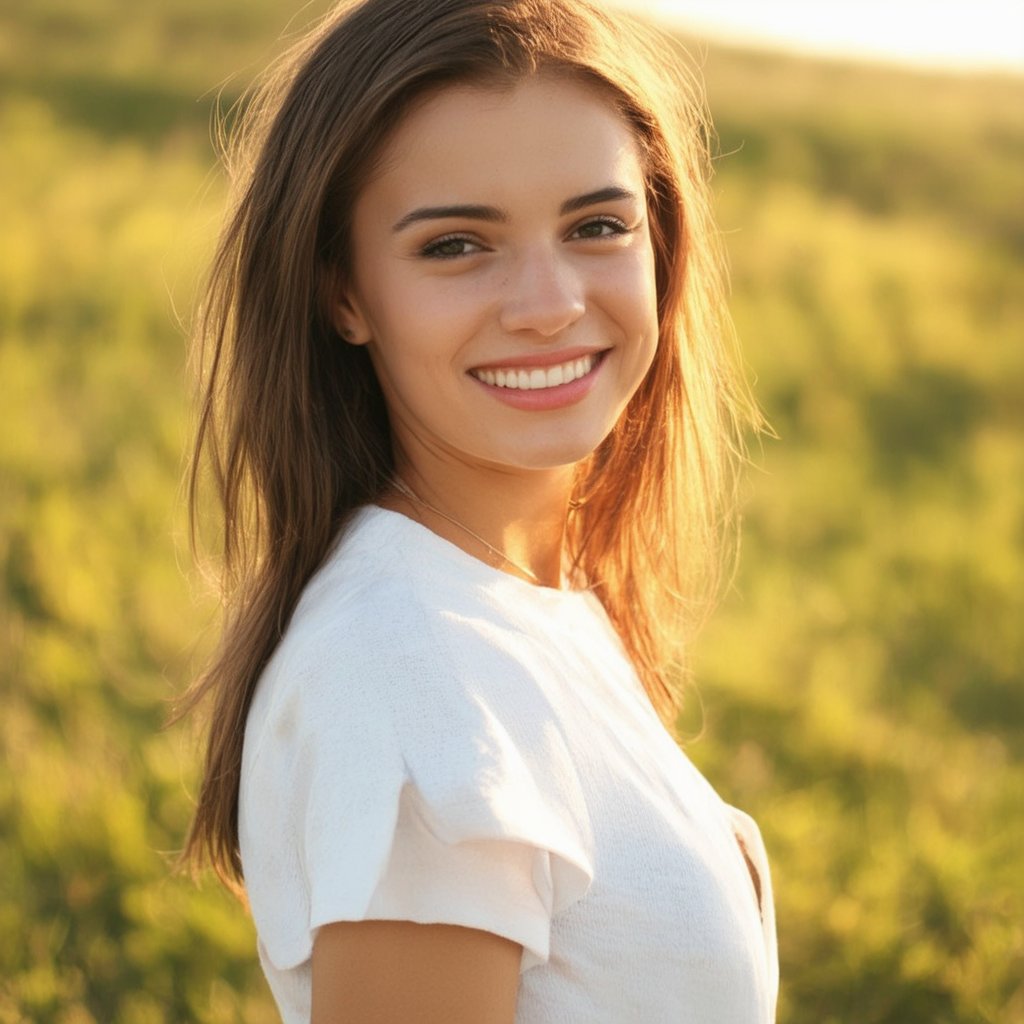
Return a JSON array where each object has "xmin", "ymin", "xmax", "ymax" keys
[{"xmin": 469, "ymin": 353, "xmax": 607, "ymax": 411}]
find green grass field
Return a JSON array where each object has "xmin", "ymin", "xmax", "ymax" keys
[{"xmin": 2, "ymin": 2, "xmax": 1022, "ymax": 1021}]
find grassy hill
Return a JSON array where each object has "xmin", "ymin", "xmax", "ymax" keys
[{"xmin": 2, "ymin": 2, "xmax": 1021, "ymax": 1021}]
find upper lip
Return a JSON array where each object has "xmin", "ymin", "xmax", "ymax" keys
[{"xmin": 468, "ymin": 345, "xmax": 609, "ymax": 372}]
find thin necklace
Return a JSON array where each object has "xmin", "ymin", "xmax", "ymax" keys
[{"xmin": 390, "ymin": 477, "xmax": 543, "ymax": 586}]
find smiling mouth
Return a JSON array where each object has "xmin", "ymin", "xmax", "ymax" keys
[{"xmin": 470, "ymin": 351, "xmax": 603, "ymax": 391}]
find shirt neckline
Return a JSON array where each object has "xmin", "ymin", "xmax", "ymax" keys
[{"xmin": 358, "ymin": 503, "xmax": 595, "ymax": 606}]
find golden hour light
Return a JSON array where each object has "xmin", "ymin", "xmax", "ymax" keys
[
  {"xmin": 5, "ymin": 1, "xmax": 1022, "ymax": 1021},
  {"xmin": 611, "ymin": 0, "xmax": 1024, "ymax": 72}
]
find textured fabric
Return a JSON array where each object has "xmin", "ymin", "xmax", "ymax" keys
[{"xmin": 238, "ymin": 505, "xmax": 778, "ymax": 1022}]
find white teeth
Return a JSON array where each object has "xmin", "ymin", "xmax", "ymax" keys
[{"xmin": 473, "ymin": 353, "xmax": 598, "ymax": 391}]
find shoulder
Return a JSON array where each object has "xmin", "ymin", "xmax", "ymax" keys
[
  {"xmin": 245, "ymin": 505, "xmax": 545, "ymax": 754},
  {"xmin": 238, "ymin": 508, "xmax": 598, "ymax": 972},
  {"xmin": 241, "ymin": 506, "xmax": 592, "ymax": 824}
]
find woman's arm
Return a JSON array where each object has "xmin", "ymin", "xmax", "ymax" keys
[{"xmin": 311, "ymin": 919, "xmax": 522, "ymax": 1023}]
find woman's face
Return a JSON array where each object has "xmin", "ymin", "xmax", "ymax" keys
[{"xmin": 339, "ymin": 75, "xmax": 659, "ymax": 479}]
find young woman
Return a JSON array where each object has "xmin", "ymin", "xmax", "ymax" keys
[{"xmin": 181, "ymin": 0, "xmax": 776, "ymax": 1020}]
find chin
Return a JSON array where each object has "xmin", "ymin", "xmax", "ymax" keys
[{"xmin": 487, "ymin": 428, "xmax": 617, "ymax": 472}]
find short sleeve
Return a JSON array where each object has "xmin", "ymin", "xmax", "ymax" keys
[
  {"xmin": 317, "ymin": 781, "xmax": 566, "ymax": 972},
  {"xmin": 238, "ymin": 592, "xmax": 596, "ymax": 975}
]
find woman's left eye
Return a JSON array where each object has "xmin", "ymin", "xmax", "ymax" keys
[{"xmin": 570, "ymin": 217, "xmax": 629, "ymax": 240}]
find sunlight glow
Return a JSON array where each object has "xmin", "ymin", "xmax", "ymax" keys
[{"xmin": 609, "ymin": 0, "xmax": 1024, "ymax": 73}]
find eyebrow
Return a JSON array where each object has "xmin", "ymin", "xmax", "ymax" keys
[{"xmin": 391, "ymin": 185, "xmax": 639, "ymax": 233}]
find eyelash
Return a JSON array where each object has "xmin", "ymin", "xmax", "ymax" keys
[
  {"xmin": 569, "ymin": 215, "xmax": 630, "ymax": 240},
  {"xmin": 418, "ymin": 216, "xmax": 632, "ymax": 260},
  {"xmin": 420, "ymin": 234, "xmax": 481, "ymax": 260}
]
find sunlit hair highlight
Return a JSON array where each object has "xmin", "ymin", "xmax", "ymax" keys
[{"xmin": 180, "ymin": 0, "xmax": 761, "ymax": 886}]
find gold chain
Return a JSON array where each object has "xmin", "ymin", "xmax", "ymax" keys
[{"xmin": 390, "ymin": 477, "xmax": 542, "ymax": 585}]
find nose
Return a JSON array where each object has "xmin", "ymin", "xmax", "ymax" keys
[{"xmin": 498, "ymin": 244, "xmax": 585, "ymax": 337}]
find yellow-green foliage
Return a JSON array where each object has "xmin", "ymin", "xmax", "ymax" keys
[{"xmin": 1, "ymin": 2, "xmax": 1021, "ymax": 1021}]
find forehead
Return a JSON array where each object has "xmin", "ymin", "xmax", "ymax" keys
[{"xmin": 360, "ymin": 76, "xmax": 646, "ymax": 216}]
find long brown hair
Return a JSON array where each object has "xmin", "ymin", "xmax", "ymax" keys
[{"xmin": 180, "ymin": 0, "xmax": 760, "ymax": 886}]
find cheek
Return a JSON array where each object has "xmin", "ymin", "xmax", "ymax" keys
[
  {"xmin": 602, "ymin": 249, "xmax": 659, "ymax": 336},
  {"xmin": 618, "ymin": 253, "xmax": 660, "ymax": 381},
  {"xmin": 363, "ymin": 272, "xmax": 486, "ymax": 359},
  {"xmin": 636, "ymin": 249, "xmax": 661, "ymax": 344},
  {"xmin": 362, "ymin": 289, "xmax": 477, "ymax": 410}
]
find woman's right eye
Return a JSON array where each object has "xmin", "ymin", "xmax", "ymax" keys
[{"xmin": 419, "ymin": 234, "xmax": 482, "ymax": 259}]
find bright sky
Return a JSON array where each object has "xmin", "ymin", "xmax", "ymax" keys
[{"xmin": 608, "ymin": 0, "xmax": 1024, "ymax": 74}]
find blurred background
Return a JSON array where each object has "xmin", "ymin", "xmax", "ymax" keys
[{"xmin": 1, "ymin": 0, "xmax": 1021, "ymax": 1021}]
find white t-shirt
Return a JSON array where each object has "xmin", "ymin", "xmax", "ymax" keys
[{"xmin": 239, "ymin": 505, "xmax": 778, "ymax": 1022}]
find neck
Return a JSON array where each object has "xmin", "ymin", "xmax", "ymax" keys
[{"xmin": 387, "ymin": 460, "xmax": 575, "ymax": 589}]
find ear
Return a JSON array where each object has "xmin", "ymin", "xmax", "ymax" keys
[{"xmin": 329, "ymin": 279, "xmax": 372, "ymax": 346}]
